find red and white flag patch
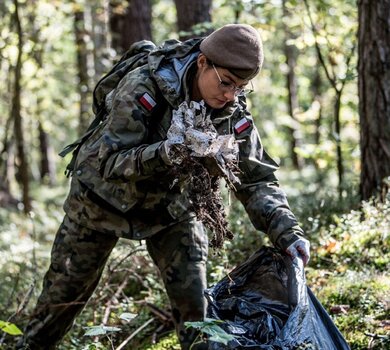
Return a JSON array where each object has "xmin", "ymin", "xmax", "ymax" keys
[
  {"xmin": 139, "ymin": 92, "xmax": 156, "ymax": 111},
  {"xmin": 234, "ymin": 118, "xmax": 251, "ymax": 134}
]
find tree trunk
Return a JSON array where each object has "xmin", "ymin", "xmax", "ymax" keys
[
  {"xmin": 334, "ymin": 90, "xmax": 344, "ymax": 195},
  {"xmin": 110, "ymin": 0, "xmax": 152, "ymax": 55},
  {"xmin": 358, "ymin": 0, "xmax": 390, "ymax": 201},
  {"xmin": 12, "ymin": 0, "xmax": 31, "ymax": 213},
  {"xmin": 303, "ymin": 0, "xmax": 356, "ymax": 194},
  {"xmin": 38, "ymin": 121, "xmax": 56, "ymax": 186},
  {"xmin": 312, "ymin": 69, "xmax": 323, "ymax": 146},
  {"xmin": 282, "ymin": 0, "xmax": 303, "ymax": 170},
  {"xmin": 74, "ymin": 6, "xmax": 93, "ymax": 135},
  {"xmin": 91, "ymin": 0, "xmax": 112, "ymax": 81},
  {"xmin": 174, "ymin": 0, "xmax": 212, "ymax": 41},
  {"xmin": 0, "ymin": 115, "xmax": 17, "ymax": 208}
]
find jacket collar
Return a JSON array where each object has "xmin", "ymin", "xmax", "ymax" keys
[{"xmin": 149, "ymin": 39, "xmax": 201, "ymax": 108}]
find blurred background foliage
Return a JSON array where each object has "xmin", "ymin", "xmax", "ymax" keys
[{"xmin": 0, "ymin": 0, "xmax": 389, "ymax": 349}]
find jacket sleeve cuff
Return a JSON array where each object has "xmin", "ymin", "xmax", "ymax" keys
[
  {"xmin": 139, "ymin": 141, "xmax": 172, "ymax": 175},
  {"xmin": 274, "ymin": 225, "xmax": 305, "ymax": 251},
  {"xmin": 158, "ymin": 140, "xmax": 173, "ymax": 165}
]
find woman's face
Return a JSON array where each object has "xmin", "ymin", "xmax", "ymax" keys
[{"xmin": 194, "ymin": 54, "xmax": 248, "ymax": 109}]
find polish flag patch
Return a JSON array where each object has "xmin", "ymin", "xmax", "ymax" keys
[
  {"xmin": 139, "ymin": 92, "xmax": 156, "ymax": 111},
  {"xmin": 234, "ymin": 118, "xmax": 251, "ymax": 134}
]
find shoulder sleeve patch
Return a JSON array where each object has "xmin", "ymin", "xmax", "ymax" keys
[
  {"xmin": 234, "ymin": 117, "xmax": 251, "ymax": 134},
  {"xmin": 139, "ymin": 92, "xmax": 157, "ymax": 111}
]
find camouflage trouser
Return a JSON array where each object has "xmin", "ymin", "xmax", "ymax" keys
[
  {"xmin": 147, "ymin": 219, "xmax": 208, "ymax": 349},
  {"xmin": 17, "ymin": 214, "xmax": 209, "ymax": 350}
]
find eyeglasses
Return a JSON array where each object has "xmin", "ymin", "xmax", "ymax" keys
[{"xmin": 212, "ymin": 63, "xmax": 253, "ymax": 96}]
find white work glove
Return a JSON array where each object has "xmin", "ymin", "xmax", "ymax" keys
[
  {"xmin": 285, "ymin": 237, "xmax": 310, "ymax": 266},
  {"xmin": 165, "ymin": 101, "xmax": 239, "ymax": 176},
  {"xmin": 165, "ymin": 103, "xmax": 188, "ymax": 165}
]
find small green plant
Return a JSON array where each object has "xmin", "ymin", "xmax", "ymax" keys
[
  {"xmin": 0, "ymin": 320, "xmax": 23, "ymax": 336},
  {"xmin": 81, "ymin": 343, "xmax": 105, "ymax": 350},
  {"xmin": 83, "ymin": 325, "xmax": 121, "ymax": 350},
  {"xmin": 83, "ymin": 325, "xmax": 122, "ymax": 337},
  {"xmin": 185, "ymin": 318, "xmax": 235, "ymax": 348},
  {"xmin": 83, "ymin": 312, "xmax": 137, "ymax": 349}
]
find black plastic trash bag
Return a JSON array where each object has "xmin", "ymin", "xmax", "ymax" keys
[{"xmin": 205, "ymin": 246, "xmax": 350, "ymax": 349}]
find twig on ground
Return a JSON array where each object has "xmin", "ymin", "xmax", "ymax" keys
[
  {"xmin": 108, "ymin": 246, "xmax": 146, "ymax": 275},
  {"xmin": 102, "ymin": 278, "xmax": 129, "ymax": 325},
  {"xmin": 144, "ymin": 302, "xmax": 172, "ymax": 324},
  {"xmin": 116, "ymin": 318, "xmax": 155, "ymax": 350},
  {"xmin": 365, "ymin": 332, "xmax": 388, "ymax": 349}
]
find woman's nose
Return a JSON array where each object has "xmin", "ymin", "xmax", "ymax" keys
[{"xmin": 223, "ymin": 90, "xmax": 236, "ymax": 101}]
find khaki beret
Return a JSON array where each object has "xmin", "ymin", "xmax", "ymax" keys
[{"xmin": 200, "ymin": 24, "xmax": 264, "ymax": 80}]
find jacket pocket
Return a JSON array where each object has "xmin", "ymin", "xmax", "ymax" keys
[{"xmin": 74, "ymin": 161, "xmax": 140, "ymax": 213}]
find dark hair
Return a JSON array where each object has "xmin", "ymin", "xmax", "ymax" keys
[{"xmin": 205, "ymin": 58, "xmax": 222, "ymax": 69}]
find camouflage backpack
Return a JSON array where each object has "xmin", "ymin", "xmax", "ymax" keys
[{"xmin": 59, "ymin": 40, "xmax": 157, "ymax": 177}]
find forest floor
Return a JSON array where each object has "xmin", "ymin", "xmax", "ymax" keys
[{"xmin": 0, "ymin": 173, "xmax": 389, "ymax": 349}]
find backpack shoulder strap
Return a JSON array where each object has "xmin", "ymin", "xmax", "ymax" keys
[{"xmin": 59, "ymin": 107, "xmax": 107, "ymax": 177}]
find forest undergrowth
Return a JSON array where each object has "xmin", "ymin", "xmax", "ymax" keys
[{"xmin": 0, "ymin": 176, "xmax": 388, "ymax": 350}]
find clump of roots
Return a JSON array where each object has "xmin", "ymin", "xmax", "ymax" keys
[{"xmin": 179, "ymin": 159, "xmax": 234, "ymax": 249}]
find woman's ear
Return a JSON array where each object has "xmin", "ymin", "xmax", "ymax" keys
[{"xmin": 197, "ymin": 54, "xmax": 207, "ymax": 69}]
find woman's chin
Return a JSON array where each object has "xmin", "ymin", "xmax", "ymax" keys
[{"xmin": 206, "ymin": 98, "xmax": 227, "ymax": 109}]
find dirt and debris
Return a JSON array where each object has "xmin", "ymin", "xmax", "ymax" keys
[
  {"xmin": 167, "ymin": 101, "xmax": 240, "ymax": 249},
  {"xmin": 189, "ymin": 160, "xmax": 233, "ymax": 248}
]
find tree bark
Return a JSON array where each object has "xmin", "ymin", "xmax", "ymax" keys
[
  {"xmin": 282, "ymin": 0, "xmax": 303, "ymax": 170},
  {"xmin": 174, "ymin": 0, "xmax": 212, "ymax": 40},
  {"xmin": 74, "ymin": 6, "xmax": 93, "ymax": 135},
  {"xmin": 110, "ymin": 0, "xmax": 152, "ymax": 55},
  {"xmin": 38, "ymin": 121, "xmax": 56, "ymax": 186},
  {"xmin": 312, "ymin": 69, "xmax": 323, "ymax": 146},
  {"xmin": 334, "ymin": 89, "xmax": 343, "ymax": 195},
  {"xmin": 91, "ymin": 0, "xmax": 112, "ymax": 81},
  {"xmin": 12, "ymin": 0, "xmax": 31, "ymax": 213},
  {"xmin": 304, "ymin": 0, "xmax": 355, "ymax": 194},
  {"xmin": 0, "ymin": 115, "xmax": 17, "ymax": 208},
  {"xmin": 358, "ymin": 0, "xmax": 390, "ymax": 201}
]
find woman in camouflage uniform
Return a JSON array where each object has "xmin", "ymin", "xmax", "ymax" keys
[{"xmin": 18, "ymin": 24, "xmax": 310, "ymax": 350}]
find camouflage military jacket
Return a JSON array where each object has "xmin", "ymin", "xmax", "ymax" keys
[{"xmin": 64, "ymin": 38, "xmax": 304, "ymax": 249}]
